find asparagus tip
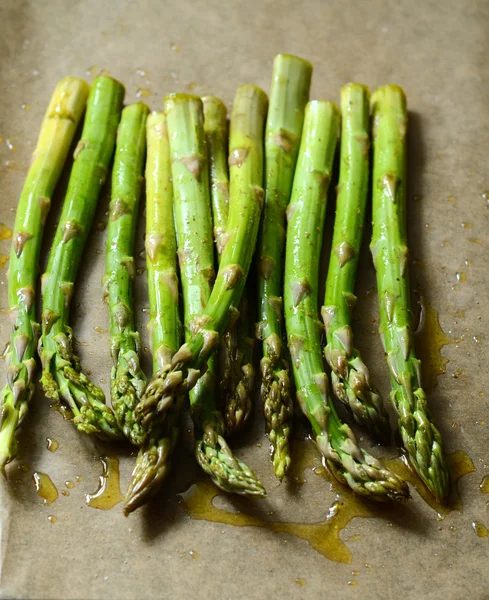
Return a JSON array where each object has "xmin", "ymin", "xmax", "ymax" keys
[
  {"xmin": 196, "ymin": 433, "xmax": 266, "ymax": 497},
  {"xmin": 123, "ymin": 434, "xmax": 176, "ymax": 514}
]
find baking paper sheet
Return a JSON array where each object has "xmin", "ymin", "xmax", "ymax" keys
[{"xmin": 0, "ymin": 0, "xmax": 488, "ymax": 598}]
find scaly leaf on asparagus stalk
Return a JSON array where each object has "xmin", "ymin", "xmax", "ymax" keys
[
  {"xmin": 257, "ymin": 53, "xmax": 312, "ymax": 479},
  {"xmin": 284, "ymin": 100, "xmax": 408, "ymax": 501},
  {"xmin": 134, "ymin": 85, "xmax": 268, "ymax": 440},
  {"xmin": 370, "ymin": 85, "xmax": 449, "ymax": 501},
  {"xmin": 38, "ymin": 76, "xmax": 124, "ymax": 441},
  {"xmin": 124, "ymin": 112, "xmax": 183, "ymax": 514},
  {"xmin": 104, "ymin": 102, "xmax": 149, "ymax": 446},
  {"xmin": 203, "ymin": 96, "xmax": 255, "ymax": 435},
  {"xmin": 322, "ymin": 83, "xmax": 390, "ymax": 443},
  {"xmin": 168, "ymin": 95, "xmax": 264, "ymax": 496},
  {"xmin": 0, "ymin": 77, "xmax": 89, "ymax": 470}
]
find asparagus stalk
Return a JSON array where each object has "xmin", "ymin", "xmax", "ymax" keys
[
  {"xmin": 104, "ymin": 102, "xmax": 149, "ymax": 446},
  {"xmin": 202, "ymin": 96, "xmax": 255, "ymax": 435},
  {"xmin": 168, "ymin": 95, "xmax": 264, "ymax": 495},
  {"xmin": 284, "ymin": 101, "xmax": 408, "ymax": 500},
  {"xmin": 0, "ymin": 77, "xmax": 89, "ymax": 470},
  {"xmin": 124, "ymin": 112, "xmax": 183, "ymax": 514},
  {"xmin": 38, "ymin": 76, "xmax": 124, "ymax": 440},
  {"xmin": 370, "ymin": 85, "xmax": 449, "ymax": 501},
  {"xmin": 202, "ymin": 96, "xmax": 229, "ymax": 257},
  {"xmin": 322, "ymin": 83, "xmax": 390, "ymax": 442},
  {"xmin": 257, "ymin": 54, "xmax": 312, "ymax": 479},
  {"xmin": 134, "ymin": 85, "xmax": 268, "ymax": 441}
]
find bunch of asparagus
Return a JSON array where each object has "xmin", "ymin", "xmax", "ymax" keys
[{"xmin": 0, "ymin": 55, "xmax": 450, "ymax": 513}]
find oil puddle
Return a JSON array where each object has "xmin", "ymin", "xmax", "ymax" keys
[
  {"xmin": 3, "ymin": 161, "xmax": 22, "ymax": 171},
  {"xmin": 180, "ymin": 441, "xmax": 475, "ymax": 563},
  {"xmin": 0, "ymin": 224, "xmax": 12, "ymax": 241},
  {"xmin": 86, "ymin": 457, "xmax": 123, "ymax": 510},
  {"xmin": 415, "ymin": 298, "xmax": 456, "ymax": 393},
  {"xmin": 181, "ymin": 442, "xmax": 387, "ymax": 564},
  {"xmin": 385, "ymin": 450, "xmax": 475, "ymax": 518},
  {"xmin": 180, "ymin": 478, "xmax": 377, "ymax": 564},
  {"xmin": 1, "ymin": 341, "xmax": 10, "ymax": 359},
  {"xmin": 86, "ymin": 66, "xmax": 110, "ymax": 79},
  {"xmin": 50, "ymin": 403, "xmax": 74, "ymax": 421},
  {"xmin": 32, "ymin": 472, "xmax": 58, "ymax": 504},
  {"xmin": 472, "ymin": 521, "xmax": 488, "ymax": 538},
  {"xmin": 46, "ymin": 438, "xmax": 59, "ymax": 452},
  {"xmin": 480, "ymin": 475, "xmax": 489, "ymax": 494},
  {"xmin": 136, "ymin": 88, "xmax": 151, "ymax": 98}
]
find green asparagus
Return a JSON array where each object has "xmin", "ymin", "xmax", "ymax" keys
[
  {"xmin": 105, "ymin": 102, "xmax": 149, "ymax": 446},
  {"xmin": 134, "ymin": 85, "xmax": 268, "ymax": 441},
  {"xmin": 0, "ymin": 77, "xmax": 89, "ymax": 470},
  {"xmin": 124, "ymin": 112, "xmax": 182, "ymax": 514},
  {"xmin": 370, "ymin": 84, "xmax": 449, "ymax": 501},
  {"xmin": 168, "ymin": 95, "xmax": 264, "ymax": 495},
  {"xmin": 257, "ymin": 53, "xmax": 312, "ymax": 479},
  {"xmin": 203, "ymin": 96, "xmax": 255, "ymax": 435},
  {"xmin": 202, "ymin": 96, "xmax": 229, "ymax": 258},
  {"xmin": 220, "ymin": 296, "xmax": 255, "ymax": 433},
  {"xmin": 38, "ymin": 75, "xmax": 124, "ymax": 440},
  {"xmin": 284, "ymin": 100, "xmax": 408, "ymax": 500},
  {"xmin": 323, "ymin": 83, "xmax": 390, "ymax": 443}
]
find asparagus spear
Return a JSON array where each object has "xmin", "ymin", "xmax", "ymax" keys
[
  {"xmin": 322, "ymin": 83, "xmax": 390, "ymax": 443},
  {"xmin": 38, "ymin": 76, "xmax": 124, "ymax": 440},
  {"xmin": 284, "ymin": 100, "xmax": 408, "ymax": 500},
  {"xmin": 202, "ymin": 96, "xmax": 229, "ymax": 257},
  {"xmin": 0, "ymin": 77, "xmax": 89, "ymax": 470},
  {"xmin": 167, "ymin": 95, "xmax": 264, "ymax": 495},
  {"xmin": 220, "ymin": 295, "xmax": 255, "ymax": 433},
  {"xmin": 134, "ymin": 85, "xmax": 268, "ymax": 441},
  {"xmin": 257, "ymin": 54, "xmax": 312, "ymax": 479},
  {"xmin": 203, "ymin": 96, "xmax": 255, "ymax": 435},
  {"xmin": 104, "ymin": 102, "xmax": 149, "ymax": 446},
  {"xmin": 124, "ymin": 112, "xmax": 183, "ymax": 514},
  {"xmin": 370, "ymin": 85, "xmax": 449, "ymax": 501}
]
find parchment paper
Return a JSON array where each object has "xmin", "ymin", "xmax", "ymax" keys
[{"xmin": 1, "ymin": 0, "xmax": 488, "ymax": 598}]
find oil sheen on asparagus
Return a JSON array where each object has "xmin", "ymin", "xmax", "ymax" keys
[
  {"xmin": 134, "ymin": 85, "xmax": 268, "ymax": 440},
  {"xmin": 257, "ymin": 53, "xmax": 312, "ymax": 479},
  {"xmin": 284, "ymin": 100, "xmax": 408, "ymax": 501},
  {"xmin": 322, "ymin": 83, "xmax": 390, "ymax": 443},
  {"xmin": 370, "ymin": 84, "xmax": 449, "ymax": 501},
  {"xmin": 38, "ymin": 75, "xmax": 124, "ymax": 440},
  {"xmin": 105, "ymin": 102, "xmax": 149, "ymax": 446},
  {"xmin": 124, "ymin": 112, "xmax": 183, "ymax": 514},
  {"xmin": 203, "ymin": 95, "xmax": 255, "ymax": 436},
  {"xmin": 0, "ymin": 77, "xmax": 89, "ymax": 470},
  {"xmin": 167, "ymin": 95, "xmax": 264, "ymax": 495}
]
